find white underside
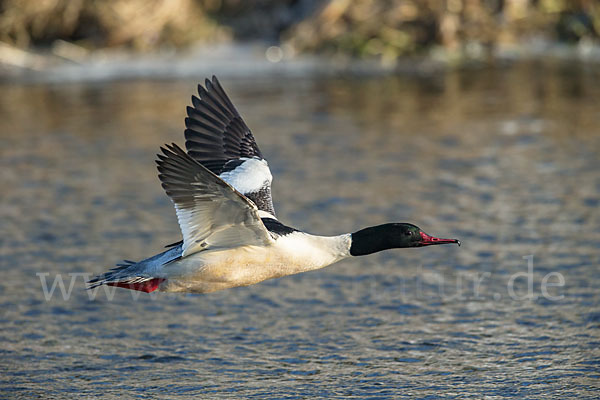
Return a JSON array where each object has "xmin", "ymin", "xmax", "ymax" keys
[{"xmin": 155, "ymin": 232, "xmax": 352, "ymax": 293}]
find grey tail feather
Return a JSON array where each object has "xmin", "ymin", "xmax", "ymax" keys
[
  {"xmin": 88, "ymin": 245, "xmax": 181, "ymax": 289},
  {"xmin": 115, "ymin": 259, "xmax": 136, "ymax": 268},
  {"xmin": 87, "ymin": 260, "xmax": 140, "ymax": 289}
]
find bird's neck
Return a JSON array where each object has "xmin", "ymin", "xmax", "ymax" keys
[
  {"xmin": 273, "ymin": 232, "xmax": 353, "ymax": 273},
  {"xmin": 349, "ymin": 224, "xmax": 404, "ymax": 256}
]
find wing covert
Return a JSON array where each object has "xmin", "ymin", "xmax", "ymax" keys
[{"xmin": 156, "ymin": 143, "xmax": 273, "ymax": 257}]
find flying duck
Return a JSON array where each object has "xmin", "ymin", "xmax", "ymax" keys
[{"xmin": 88, "ymin": 76, "xmax": 460, "ymax": 294}]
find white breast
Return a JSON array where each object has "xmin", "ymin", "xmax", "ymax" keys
[{"xmin": 270, "ymin": 232, "xmax": 352, "ymax": 273}]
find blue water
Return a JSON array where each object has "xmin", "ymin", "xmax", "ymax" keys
[{"xmin": 1, "ymin": 62, "xmax": 599, "ymax": 398}]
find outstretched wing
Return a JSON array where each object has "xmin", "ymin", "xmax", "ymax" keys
[
  {"xmin": 156, "ymin": 143, "xmax": 273, "ymax": 257},
  {"xmin": 184, "ymin": 76, "xmax": 277, "ymax": 217}
]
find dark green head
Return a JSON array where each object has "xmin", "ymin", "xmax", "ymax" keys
[{"xmin": 349, "ymin": 223, "xmax": 460, "ymax": 256}]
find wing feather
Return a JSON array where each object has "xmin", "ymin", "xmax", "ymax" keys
[
  {"xmin": 156, "ymin": 143, "xmax": 273, "ymax": 257},
  {"xmin": 184, "ymin": 76, "xmax": 276, "ymax": 216}
]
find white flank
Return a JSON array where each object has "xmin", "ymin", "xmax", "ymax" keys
[
  {"xmin": 219, "ymin": 157, "xmax": 272, "ymax": 194},
  {"xmin": 159, "ymin": 232, "xmax": 353, "ymax": 293}
]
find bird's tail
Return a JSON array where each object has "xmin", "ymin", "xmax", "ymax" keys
[
  {"xmin": 88, "ymin": 245, "xmax": 181, "ymax": 293},
  {"xmin": 87, "ymin": 260, "xmax": 164, "ymax": 293}
]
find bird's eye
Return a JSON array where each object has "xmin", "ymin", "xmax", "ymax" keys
[{"xmin": 405, "ymin": 231, "xmax": 412, "ymax": 236}]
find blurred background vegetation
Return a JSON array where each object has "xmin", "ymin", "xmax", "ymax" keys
[{"xmin": 0, "ymin": 0, "xmax": 599, "ymax": 63}]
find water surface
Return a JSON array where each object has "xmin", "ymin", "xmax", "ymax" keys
[{"xmin": 1, "ymin": 62, "xmax": 599, "ymax": 398}]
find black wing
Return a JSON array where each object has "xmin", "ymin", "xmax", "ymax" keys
[{"xmin": 184, "ymin": 76, "xmax": 276, "ymax": 217}]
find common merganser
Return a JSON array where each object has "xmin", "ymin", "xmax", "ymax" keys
[{"xmin": 88, "ymin": 76, "xmax": 460, "ymax": 294}]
